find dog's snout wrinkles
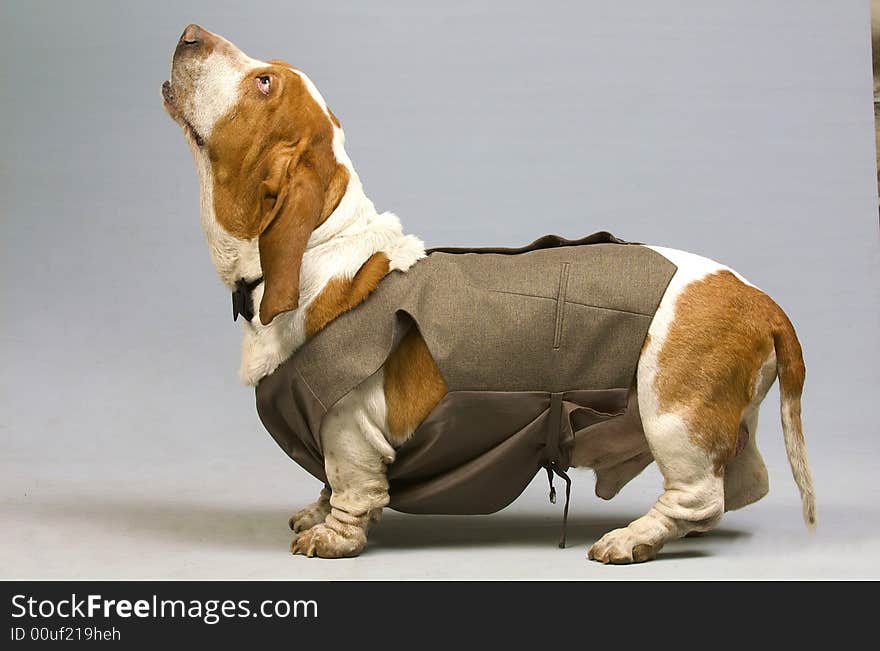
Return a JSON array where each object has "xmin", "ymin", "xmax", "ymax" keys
[{"xmin": 180, "ymin": 24, "xmax": 201, "ymax": 45}]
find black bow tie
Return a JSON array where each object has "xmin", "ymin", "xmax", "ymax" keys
[{"xmin": 231, "ymin": 276, "xmax": 264, "ymax": 322}]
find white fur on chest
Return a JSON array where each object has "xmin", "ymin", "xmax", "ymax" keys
[
  {"xmin": 192, "ymin": 146, "xmax": 424, "ymax": 386},
  {"xmin": 235, "ymin": 197, "xmax": 424, "ymax": 386}
]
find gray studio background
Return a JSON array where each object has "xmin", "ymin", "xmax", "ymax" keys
[{"xmin": 2, "ymin": 0, "xmax": 878, "ymax": 579}]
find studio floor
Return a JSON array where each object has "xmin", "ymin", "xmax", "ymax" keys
[{"xmin": 3, "ymin": 446, "xmax": 877, "ymax": 581}]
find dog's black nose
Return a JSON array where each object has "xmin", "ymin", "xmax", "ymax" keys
[{"xmin": 180, "ymin": 24, "xmax": 201, "ymax": 46}]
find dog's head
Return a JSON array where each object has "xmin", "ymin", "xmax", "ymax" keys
[{"xmin": 162, "ymin": 25, "xmax": 349, "ymax": 324}]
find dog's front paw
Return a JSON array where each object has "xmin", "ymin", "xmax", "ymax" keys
[
  {"xmin": 291, "ymin": 523, "xmax": 366, "ymax": 558},
  {"xmin": 587, "ymin": 527, "xmax": 658, "ymax": 565},
  {"xmin": 289, "ymin": 502, "xmax": 332, "ymax": 533}
]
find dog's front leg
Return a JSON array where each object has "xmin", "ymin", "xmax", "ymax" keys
[{"xmin": 292, "ymin": 377, "xmax": 392, "ymax": 558}]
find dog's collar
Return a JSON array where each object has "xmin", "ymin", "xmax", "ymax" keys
[{"xmin": 232, "ymin": 276, "xmax": 263, "ymax": 322}]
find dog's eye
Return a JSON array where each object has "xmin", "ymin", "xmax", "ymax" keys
[{"xmin": 256, "ymin": 75, "xmax": 271, "ymax": 95}]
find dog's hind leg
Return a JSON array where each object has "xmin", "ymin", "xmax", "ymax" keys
[
  {"xmin": 589, "ymin": 365, "xmax": 770, "ymax": 563},
  {"xmin": 291, "ymin": 374, "xmax": 392, "ymax": 558},
  {"xmin": 289, "ymin": 486, "xmax": 332, "ymax": 533},
  {"xmin": 587, "ymin": 265, "xmax": 730, "ymax": 563},
  {"xmin": 588, "ymin": 401, "xmax": 727, "ymax": 564},
  {"xmin": 723, "ymin": 348, "xmax": 776, "ymax": 511},
  {"xmin": 724, "ymin": 407, "xmax": 769, "ymax": 512},
  {"xmin": 588, "ymin": 262, "xmax": 814, "ymax": 563}
]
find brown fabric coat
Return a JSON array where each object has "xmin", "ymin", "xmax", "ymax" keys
[{"xmin": 255, "ymin": 232, "xmax": 677, "ymax": 514}]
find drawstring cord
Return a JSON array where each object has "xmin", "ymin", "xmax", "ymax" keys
[
  {"xmin": 545, "ymin": 465, "xmax": 557, "ymax": 504},
  {"xmin": 545, "ymin": 461, "xmax": 572, "ymax": 548},
  {"xmin": 545, "ymin": 392, "xmax": 572, "ymax": 548}
]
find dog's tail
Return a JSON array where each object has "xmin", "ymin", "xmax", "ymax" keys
[{"xmin": 771, "ymin": 307, "xmax": 816, "ymax": 529}]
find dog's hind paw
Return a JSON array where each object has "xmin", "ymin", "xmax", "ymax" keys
[{"xmin": 587, "ymin": 527, "xmax": 659, "ymax": 565}]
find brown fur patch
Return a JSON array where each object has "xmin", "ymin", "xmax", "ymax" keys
[
  {"xmin": 304, "ymin": 252, "xmax": 391, "ymax": 336},
  {"xmin": 383, "ymin": 329, "xmax": 448, "ymax": 445},
  {"xmin": 204, "ymin": 63, "xmax": 349, "ymax": 323},
  {"xmin": 655, "ymin": 270, "xmax": 798, "ymax": 473},
  {"xmin": 208, "ymin": 66, "xmax": 344, "ymax": 239}
]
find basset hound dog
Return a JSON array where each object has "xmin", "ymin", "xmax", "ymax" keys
[{"xmin": 162, "ymin": 25, "xmax": 815, "ymax": 563}]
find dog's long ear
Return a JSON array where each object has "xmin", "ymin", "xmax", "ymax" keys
[{"xmin": 257, "ymin": 143, "xmax": 324, "ymax": 325}]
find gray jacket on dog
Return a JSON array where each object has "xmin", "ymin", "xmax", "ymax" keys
[{"xmin": 256, "ymin": 232, "xmax": 677, "ymax": 515}]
